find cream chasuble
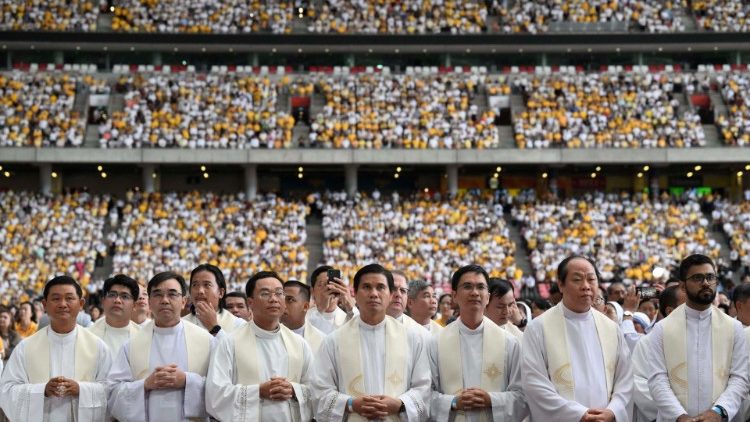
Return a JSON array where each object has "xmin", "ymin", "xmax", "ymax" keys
[
  {"xmin": 0, "ymin": 326, "xmax": 110, "ymax": 422},
  {"xmin": 183, "ymin": 309, "xmax": 245, "ymax": 336},
  {"xmin": 432, "ymin": 317, "xmax": 527, "ymax": 422},
  {"xmin": 662, "ymin": 304, "xmax": 733, "ymax": 408},
  {"xmin": 89, "ymin": 317, "xmax": 140, "ymax": 360},
  {"xmin": 502, "ymin": 322, "xmax": 524, "ymax": 339},
  {"xmin": 206, "ymin": 321, "xmax": 313, "ymax": 422}
]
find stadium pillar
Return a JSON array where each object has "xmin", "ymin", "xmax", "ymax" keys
[
  {"xmin": 153, "ymin": 52, "xmax": 162, "ymax": 66},
  {"xmin": 649, "ymin": 171, "xmax": 660, "ymax": 200},
  {"xmin": 39, "ymin": 164, "xmax": 52, "ymax": 195},
  {"xmin": 142, "ymin": 164, "xmax": 156, "ymax": 193},
  {"xmin": 345, "ymin": 165, "xmax": 358, "ymax": 197},
  {"xmin": 54, "ymin": 52, "xmax": 64, "ymax": 66},
  {"xmin": 447, "ymin": 165, "xmax": 458, "ymax": 197},
  {"xmin": 244, "ymin": 164, "xmax": 258, "ymax": 200},
  {"xmin": 251, "ymin": 53, "xmax": 259, "ymax": 67}
]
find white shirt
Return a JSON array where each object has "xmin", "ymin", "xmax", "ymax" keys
[
  {"xmin": 306, "ymin": 306, "xmax": 352, "ymax": 335},
  {"xmin": 107, "ymin": 321, "xmax": 213, "ymax": 422},
  {"xmin": 310, "ymin": 316, "xmax": 430, "ymax": 421},
  {"xmin": 648, "ymin": 306, "xmax": 749, "ymax": 421},
  {"xmin": 205, "ymin": 321, "xmax": 314, "ymax": 421},
  {"xmin": 428, "ymin": 318, "xmax": 528, "ymax": 421},
  {"xmin": 521, "ymin": 304, "xmax": 633, "ymax": 422},
  {"xmin": 91, "ymin": 320, "xmax": 133, "ymax": 361},
  {"xmin": 632, "ymin": 334, "xmax": 657, "ymax": 422},
  {"xmin": 0, "ymin": 326, "xmax": 111, "ymax": 422}
]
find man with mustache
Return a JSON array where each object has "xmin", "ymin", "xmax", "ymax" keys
[
  {"xmin": 521, "ymin": 255, "xmax": 633, "ymax": 422},
  {"xmin": 648, "ymin": 254, "xmax": 748, "ymax": 422},
  {"xmin": 206, "ymin": 271, "xmax": 315, "ymax": 421},
  {"xmin": 89, "ymin": 274, "xmax": 141, "ymax": 361}
]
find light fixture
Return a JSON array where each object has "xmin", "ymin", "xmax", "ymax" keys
[
  {"xmin": 101, "ymin": 172, "xmax": 107, "ymax": 179},
  {"xmin": 424, "ymin": 188, "xmax": 429, "ymax": 193},
  {"xmin": 496, "ymin": 166, "xmax": 502, "ymax": 172},
  {"xmin": 637, "ymin": 172, "xmax": 643, "ymax": 178},
  {"xmin": 394, "ymin": 173, "xmax": 399, "ymax": 179},
  {"xmin": 687, "ymin": 172, "xmax": 693, "ymax": 178},
  {"xmin": 590, "ymin": 173, "xmax": 597, "ymax": 178},
  {"xmin": 746, "ymin": 164, "xmax": 750, "ymax": 171},
  {"xmin": 298, "ymin": 166, "xmax": 304, "ymax": 172},
  {"xmin": 493, "ymin": 173, "xmax": 499, "ymax": 178},
  {"xmin": 51, "ymin": 172, "xmax": 58, "ymax": 178},
  {"xmin": 3, "ymin": 171, "xmax": 9, "ymax": 178},
  {"xmin": 152, "ymin": 172, "xmax": 157, "ymax": 179},
  {"xmin": 694, "ymin": 165, "xmax": 702, "ymax": 171},
  {"xmin": 738, "ymin": 171, "xmax": 744, "ymax": 177},
  {"xmin": 396, "ymin": 167, "xmax": 402, "ymax": 172},
  {"xmin": 643, "ymin": 165, "xmax": 650, "ymax": 171},
  {"xmin": 298, "ymin": 173, "xmax": 303, "ymax": 179},
  {"xmin": 595, "ymin": 166, "xmax": 601, "ymax": 172},
  {"xmin": 97, "ymin": 165, "xmax": 103, "ymax": 171},
  {"xmin": 203, "ymin": 172, "xmax": 209, "ymax": 179},
  {"xmin": 200, "ymin": 165, "xmax": 206, "ymax": 171},
  {"xmin": 542, "ymin": 173, "xmax": 548, "ymax": 179}
]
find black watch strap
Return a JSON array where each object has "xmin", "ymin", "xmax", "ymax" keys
[{"xmin": 209, "ymin": 325, "xmax": 222, "ymax": 335}]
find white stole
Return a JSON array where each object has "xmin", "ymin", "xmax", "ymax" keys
[
  {"xmin": 662, "ymin": 305, "xmax": 734, "ymax": 409},
  {"xmin": 541, "ymin": 303, "xmax": 618, "ymax": 401},
  {"xmin": 25, "ymin": 326, "xmax": 99, "ymax": 384},
  {"xmin": 437, "ymin": 317, "xmax": 506, "ymax": 422},
  {"xmin": 89, "ymin": 318, "xmax": 140, "ymax": 339},
  {"xmin": 234, "ymin": 323, "xmax": 304, "ymax": 385},
  {"xmin": 183, "ymin": 309, "xmax": 239, "ymax": 332},
  {"xmin": 502, "ymin": 322, "xmax": 524, "ymax": 339},
  {"xmin": 129, "ymin": 320, "xmax": 212, "ymax": 380},
  {"xmin": 303, "ymin": 323, "xmax": 324, "ymax": 354},
  {"xmin": 339, "ymin": 316, "xmax": 407, "ymax": 422}
]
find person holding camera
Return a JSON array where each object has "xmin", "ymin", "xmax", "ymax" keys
[{"xmin": 306, "ymin": 265, "xmax": 358, "ymax": 335}]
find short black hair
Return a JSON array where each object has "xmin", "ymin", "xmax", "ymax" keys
[
  {"xmin": 607, "ymin": 281, "xmax": 625, "ymax": 295},
  {"xmin": 284, "ymin": 280, "xmax": 311, "ymax": 302},
  {"xmin": 659, "ymin": 285, "xmax": 682, "ymax": 318},
  {"xmin": 102, "ymin": 274, "xmax": 140, "ymax": 302},
  {"xmin": 190, "ymin": 264, "xmax": 228, "ymax": 310},
  {"xmin": 438, "ymin": 293, "xmax": 452, "ymax": 305},
  {"xmin": 353, "ymin": 264, "xmax": 394, "ymax": 292},
  {"xmin": 678, "ymin": 254, "xmax": 716, "ymax": 281},
  {"xmin": 557, "ymin": 255, "xmax": 601, "ymax": 285},
  {"xmin": 147, "ymin": 271, "xmax": 187, "ymax": 296},
  {"xmin": 246, "ymin": 271, "xmax": 285, "ymax": 298},
  {"xmin": 549, "ymin": 282, "xmax": 561, "ymax": 295},
  {"xmin": 43, "ymin": 275, "xmax": 83, "ymax": 300},
  {"xmin": 225, "ymin": 291, "xmax": 247, "ymax": 301},
  {"xmin": 488, "ymin": 278, "xmax": 513, "ymax": 299},
  {"xmin": 310, "ymin": 265, "xmax": 333, "ymax": 289},
  {"xmin": 533, "ymin": 298, "xmax": 553, "ymax": 311},
  {"xmin": 451, "ymin": 264, "xmax": 489, "ymax": 292},
  {"xmin": 732, "ymin": 283, "xmax": 750, "ymax": 305}
]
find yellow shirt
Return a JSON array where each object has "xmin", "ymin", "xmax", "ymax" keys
[{"xmin": 14, "ymin": 321, "xmax": 37, "ymax": 338}]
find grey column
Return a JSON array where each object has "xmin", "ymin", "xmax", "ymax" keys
[
  {"xmin": 143, "ymin": 164, "xmax": 156, "ymax": 193},
  {"xmin": 447, "ymin": 164, "xmax": 459, "ymax": 197},
  {"xmin": 345, "ymin": 165, "xmax": 358, "ymax": 197},
  {"xmin": 39, "ymin": 164, "xmax": 52, "ymax": 195},
  {"xmin": 244, "ymin": 164, "xmax": 258, "ymax": 200},
  {"xmin": 649, "ymin": 171, "xmax": 660, "ymax": 200}
]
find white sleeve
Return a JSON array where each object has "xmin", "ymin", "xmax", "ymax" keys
[
  {"xmin": 0, "ymin": 342, "xmax": 46, "ymax": 421},
  {"xmin": 489, "ymin": 337, "xmax": 529, "ymax": 422},
  {"xmin": 106, "ymin": 343, "xmax": 148, "ymax": 422},
  {"xmin": 205, "ymin": 335, "xmax": 259, "ymax": 422},
  {"xmin": 182, "ymin": 335, "xmax": 215, "ymax": 419},
  {"xmin": 291, "ymin": 339, "xmax": 315, "ymax": 422},
  {"xmin": 632, "ymin": 335, "xmax": 658, "ymax": 421},
  {"xmin": 428, "ymin": 334, "xmax": 455, "ymax": 422},
  {"xmin": 310, "ymin": 335, "xmax": 350, "ymax": 422},
  {"xmin": 714, "ymin": 321, "xmax": 750, "ymax": 420},
  {"xmin": 397, "ymin": 328, "xmax": 430, "ymax": 422},
  {"xmin": 605, "ymin": 327, "xmax": 633, "ymax": 422}
]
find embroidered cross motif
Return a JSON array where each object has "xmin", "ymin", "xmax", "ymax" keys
[
  {"xmin": 553, "ymin": 363, "xmax": 574, "ymax": 393},
  {"xmin": 387, "ymin": 371, "xmax": 403, "ymax": 387},
  {"xmin": 483, "ymin": 364, "xmax": 502, "ymax": 381},
  {"xmin": 348, "ymin": 374, "xmax": 365, "ymax": 398}
]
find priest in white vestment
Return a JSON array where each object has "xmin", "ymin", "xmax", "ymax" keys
[
  {"xmin": 521, "ymin": 255, "xmax": 633, "ymax": 422},
  {"xmin": 648, "ymin": 254, "xmax": 748, "ymax": 422},
  {"xmin": 89, "ymin": 274, "xmax": 141, "ymax": 361},
  {"xmin": 406, "ymin": 280, "xmax": 443, "ymax": 333},
  {"xmin": 0, "ymin": 276, "xmax": 111, "ymax": 422},
  {"xmin": 306, "ymin": 266, "xmax": 357, "ymax": 335},
  {"xmin": 107, "ymin": 271, "xmax": 215, "ymax": 422},
  {"xmin": 485, "ymin": 278, "xmax": 524, "ymax": 339},
  {"xmin": 206, "ymin": 271, "xmax": 315, "ymax": 421},
  {"xmin": 182, "ymin": 264, "xmax": 245, "ymax": 338},
  {"xmin": 281, "ymin": 280, "xmax": 325, "ymax": 353},
  {"xmin": 429, "ymin": 265, "xmax": 528, "ymax": 421},
  {"xmin": 311, "ymin": 264, "xmax": 430, "ymax": 421},
  {"xmin": 388, "ymin": 271, "xmax": 428, "ymax": 332}
]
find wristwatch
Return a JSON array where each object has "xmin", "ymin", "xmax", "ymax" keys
[
  {"xmin": 399, "ymin": 402, "xmax": 406, "ymax": 413},
  {"xmin": 712, "ymin": 405, "xmax": 727, "ymax": 421},
  {"xmin": 209, "ymin": 325, "xmax": 222, "ymax": 335}
]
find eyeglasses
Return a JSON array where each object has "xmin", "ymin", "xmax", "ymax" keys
[
  {"xmin": 105, "ymin": 291, "xmax": 134, "ymax": 301},
  {"xmin": 459, "ymin": 283, "xmax": 488, "ymax": 292},
  {"xmin": 686, "ymin": 273, "xmax": 718, "ymax": 285},
  {"xmin": 151, "ymin": 291, "xmax": 183, "ymax": 300},
  {"xmin": 258, "ymin": 290, "xmax": 285, "ymax": 300},
  {"xmin": 594, "ymin": 297, "xmax": 605, "ymax": 305}
]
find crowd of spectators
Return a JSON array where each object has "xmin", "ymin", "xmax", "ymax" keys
[
  {"xmin": 692, "ymin": 0, "xmax": 750, "ymax": 32},
  {"xmin": 0, "ymin": 0, "xmax": 98, "ymax": 31},
  {"xmin": 494, "ymin": 0, "xmax": 685, "ymax": 33},
  {"xmin": 111, "ymin": 0, "xmax": 295, "ymax": 33},
  {"xmin": 321, "ymin": 191, "xmax": 522, "ymax": 292},
  {"xmin": 712, "ymin": 198, "xmax": 750, "ymax": 276},
  {"xmin": 110, "ymin": 191, "xmax": 309, "ymax": 290},
  {"xmin": 717, "ymin": 72, "xmax": 750, "ymax": 146},
  {"xmin": 511, "ymin": 193, "xmax": 721, "ymax": 285},
  {"xmin": 307, "ymin": 0, "xmax": 487, "ymax": 34},
  {"xmin": 0, "ymin": 71, "xmax": 89, "ymax": 147},
  {"xmin": 512, "ymin": 72, "xmax": 705, "ymax": 148},
  {"xmin": 98, "ymin": 73, "xmax": 295, "ymax": 148},
  {"xmin": 308, "ymin": 73, "xmax": 499, "ymax": 149},
  {"xmin": 0, "ymin": 191, "xmax": 110, "ymax": 305}
]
